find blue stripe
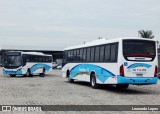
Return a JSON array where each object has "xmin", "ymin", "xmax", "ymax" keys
[
  {"xmin": 70, "ymin": 64, "xmax": 115, "ymax": 83},
  {"xmin": 127, "ymin": 63, "xmax": 151, "ymax": 69},
  {"xmin": 117, "ymin": 75, "xmax": 158, "ymax": 84},
  {"xmin": 30, "ymin": 64, "xmax": 51, "ymax": 74}
]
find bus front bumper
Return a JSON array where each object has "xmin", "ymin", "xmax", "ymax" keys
[
  {"xmin": 3, "ymin": 69, "xmax": 22, "ymax": 75},
  {"xmin": 117, "ymin": 75, "xmax": 158, "ymax": 85}
]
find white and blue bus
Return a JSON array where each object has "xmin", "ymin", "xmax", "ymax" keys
[
  {"xmin": 3, "ymin": 51, "xmax": 53, "ymax": 77},
  {"xmin": 62, "ymin": 37, "xmax": 158, "ymax": 89}
]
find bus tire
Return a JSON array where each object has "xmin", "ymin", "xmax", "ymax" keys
[
  {"xmin": 26, "ymin": 69, "xmax": 33, "ymax": 77},
  {"xmin": 67, "ymin": 70, "xmax": 74, "ymax": 83},
  {"xmin": 68, "ymin": 74, "xmax": 74, "ymax": 83},
  {"xmin": 10, "ymin": 75, "xmax": 16, "ymax": 77},
  {"xmin": 90, "ymin": 74, "xmax": 99, "ymax": 89},
  {"xmin": 68, "ymin": 77, "xmax": 74, "ymax": 83},
  {"xmin": 116, "ymin": 84, "xmax": 129, "ymax": 89},
  {"xmin": 40, "ymin": 68, "xmax": 45, "ymax": 77}
]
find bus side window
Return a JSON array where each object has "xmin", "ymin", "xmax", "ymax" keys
[
  {"xmin": 86, "ymin": 47, "xmax": 91, "ymax": 62},
  {"xmin": 83, "ymin": 48, "xmax": 87, "ymax": 62},
  {"xmin": 79, "ymin": 49, "xmax": 83, "ymax": 62},
  {"xmin": 100, "ymin": 45, "xmax": 105, "ymax": 62},
  {"xmin": 73, "ymin": 50, "xmax": 77, "ymax": 62},
  {"xmin": 76, "ymin": 49, "xmax": 80, "ymax": 62},
  {"xmin": 104, "ymin": 45, "xmax": 111, "ymax": 62},
  {"xmin": 90, "ymin": 47, "xmax": 95, "ymax": 62},
  {"xmin": 67, "ymin": 51, "xmax": 70, "ymax": 62},
  {"xmin": 70, "ymin": 50, "xmax": 74, "ymax": 62},
  {"xmin": 49, "ymin": 56, "xmax": 52, "ymax": 62},
  {"xmin": 95, "ymin": 46, "xmax": 100, "ymax": 62},
  {"xmin": 110, "ymin": 43, "xmax": 118, "ymax": 62},
  {"xmin": 22, "ymin": 55, "xmax": 27, "ymax": 66}
]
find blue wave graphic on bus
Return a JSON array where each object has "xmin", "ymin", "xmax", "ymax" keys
[
  {"xmin": 70, "ymin": 64, "xmax": 115, "ymax": 83},
  {"xmin": 30, "ymin": 64, "xmax": 51, "ymax": 73},
  {"xmin": 127, "ymin": 63, "xmax": 151, "ymax": 69}
]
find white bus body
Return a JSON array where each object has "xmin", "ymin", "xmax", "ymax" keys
[
  {"xmin": 62, "ymin": 37, "xmax": 158, "ymax": 88},
  {"xmin": 3, "ymin": 51, "xmax": 52, "ymax": 77}
]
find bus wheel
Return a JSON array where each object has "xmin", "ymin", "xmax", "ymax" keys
[
  {"xmin": 68, "ymin": 75, "xmax": 74, "ymax": 83},
  {"xmin": 26, "ymin": 70, "xmax": 33, "ymax": 77},
  {"xmin": 40, "ymin": 69, "xmax": 45, "ymax": 77},
  {"xmin": 10, "ymin": 75, "xmax": 16, "ymax": 77},
  {"xmin": 116, "ymin": 84, "xmax": 129, "ymax": 89},
  {"xmin": 90, "ymin": 74, "xmax": 99, "ymax": 89}
]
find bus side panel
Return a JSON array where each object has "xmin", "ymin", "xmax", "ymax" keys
[
  {"xmin": 62, "ymin": 63, "xmax": 87, "ymax": 81},
  {"xmin": 63, "ymin": 63, "xmax": 119, "ymax": 84},
  {"xmin": 95, "ymin": 63, "xmax": 118, "ymax": 84},
  {"xmin": 23, "ymin": 63, "xmax": 52, "ymax": 74}
]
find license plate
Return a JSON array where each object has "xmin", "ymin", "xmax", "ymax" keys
[{"xmin": 136, "ymin": 74, "xmax": 143, "ymax": 77}]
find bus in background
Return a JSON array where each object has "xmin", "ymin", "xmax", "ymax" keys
[
  {"xmin": 3, "ymin": 51, "xmax": 53, "ymax": 77},
  {"xmin": 62, "ymin": 37, "xmax": 158, "ymax": 89}
]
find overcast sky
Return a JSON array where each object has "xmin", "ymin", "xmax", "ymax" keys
[{"xmin": 0, "ymin": 0, "xmax": 160, "ymax": 50}]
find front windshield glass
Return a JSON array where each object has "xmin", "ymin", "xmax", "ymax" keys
[{"xmin": 4, "ymin": 53, "xmax": 21, "ymax": 67}]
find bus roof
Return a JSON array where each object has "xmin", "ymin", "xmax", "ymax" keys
[
  {"xmin": 64, "ymin": 37, "xmax": 157, "ymax": 50},
  {"xmin": 5, "ymin": 51, "xmax": 52, "ymax": 56}
]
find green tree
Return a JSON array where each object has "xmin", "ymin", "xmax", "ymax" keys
[{"xmin": 138, "ymin": 30, "xmax": 154, "ymax": 39}]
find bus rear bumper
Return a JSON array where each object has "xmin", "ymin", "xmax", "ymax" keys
[{"xmin": 117, "ymin": 75, "xmax": 158, "ymax": 85}]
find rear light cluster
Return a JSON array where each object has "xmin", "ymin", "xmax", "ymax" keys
[
  {"xmin": 120, "ymin": 65, "xmax": 158, "ymax": 77},
  {"xmin": 154, "ymin": 66, "xmax": 158, "ymax": 77},
  {"xmin": 120, "ymin": 65, "xmax": 124, "ymax": 76}
]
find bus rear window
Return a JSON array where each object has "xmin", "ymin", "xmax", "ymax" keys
[{"xmin": 123, "ymin": 40, "xmax": 156, "ymax": 61}]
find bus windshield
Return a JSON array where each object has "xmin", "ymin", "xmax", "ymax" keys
[
  {"xmin": 4, "ymin": 53, "xmax": 22, "ymax": 68},
  {"xmin": 123, "ymin": 40, "xmax": 156, "ymax": 61}
]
